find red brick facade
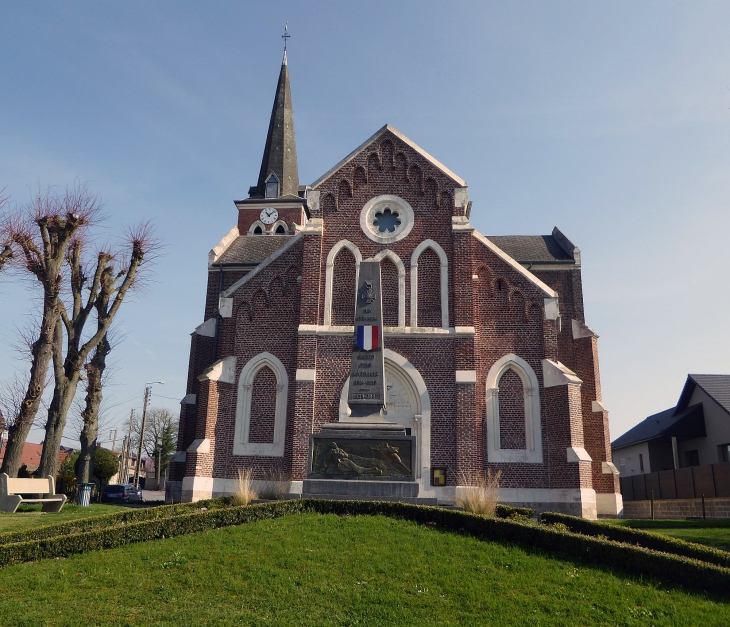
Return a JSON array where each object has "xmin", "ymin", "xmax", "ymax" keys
[{"xmin": 170, "ymin": 126, "xmax": 621, "ymax": 518}]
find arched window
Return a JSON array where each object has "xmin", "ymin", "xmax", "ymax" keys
[
  {"xmin": 272, "ymin": 220, "xmax": 288, "ymax": 235},
  {"xmin": 324, "ymin": 240, "xmax": 362, "ymax": 326},
  {"xmin": 373, "ymin": 249, "xmax": 405, "ymax": 327},
  {"xmin": 485, "ymin": 353, "xmax": 542, "ymax": 463},
  {"xmin": 234, "ymin": 352, "xmax": 288, "ymax": 457},
  {"xmin": 330, "ymin": 247, "xmax": 357, "ymax": 325},
  {"xmin": 265, "ymin": 172, "xmax": 280, "ymax": 198},
  {"xmin": 248, "ymin": 220, "xmax": 266, "ymax": 236},
  {"xmin": 410, "ymin": 240, "xmax": 449, "ymax": 329}
]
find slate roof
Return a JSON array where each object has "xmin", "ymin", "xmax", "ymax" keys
[
  {"xmin": 486, "ymin": 235, "xmax": 574, "ymax": 263},
  {"xmin": 214, "ymin": 236, "xmax": 292, "ymax": 265},
  {"xmin": 249, "ymin": 51, "xmax": 299, "ymax": 199},
  {"xmin": 678, "ymin": 374, "xmax": 730, "ymax": 415},
  {"xmin": 611, "ymin": 403, "xmax": 706, "ymax": 451}
]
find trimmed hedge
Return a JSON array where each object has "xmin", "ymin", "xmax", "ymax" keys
[
  {"xmin": 313, "ymin": 501, "xmax": 730, "ymax": 598},
  {"xmin": 0, "ymin": 501, "xmax": 305, "ymax": 568},
  {"xmin": 539, "ymin": 511, "xmax": 730, "ymax": 569},
  {"xmin": 1, "ymin": 500, "xmax": 729, "ymax": 598},
  {"xmin": 495, "ymin": 504, "xmax": 534, "ymax": 519},
  {"xmin": 0, "ymin": 498, "xmax": 227, "ymax": 547}
]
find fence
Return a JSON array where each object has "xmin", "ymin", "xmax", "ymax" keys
[{"xmin": 620, "ymin": 461, "xmax": 730, "ymax": 501}]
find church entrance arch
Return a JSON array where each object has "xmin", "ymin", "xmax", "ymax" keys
[{"xmin": 338, "ymin": 349, "xmax": 431, "ymax": 483}]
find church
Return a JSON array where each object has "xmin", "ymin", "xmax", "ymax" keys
[{"xmin": 167, "ymin": 50, "xmax": 622, "ymax": 518}]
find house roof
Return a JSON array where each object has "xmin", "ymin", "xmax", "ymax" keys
[
  {"xmin": 0, "ymin": 439, "xmax": 73, "ymax": 473},
  {"xmin": 214, "ymin": 235, "xmax": 293, "ymax": 266},
  {"xmin": 611, "ymin": 403, "xmax": 706, "ymax": 451},
  {"xmin": 677, "ymin": 374, "xmax": 730, "ymax": 415}
]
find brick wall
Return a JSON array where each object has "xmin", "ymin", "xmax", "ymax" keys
[
  {"xmin": 248, "ymin": 366, "xmax": 277, "ymax": 443},
  {"xmin": 381, "ymin": 257, "xmax": 399, "ymax": 326},
  {"xmin": 417, "ymin": 247, "xmax": 441, "ymax": 327},
  {"xmin": 498, "ymin": 369, "xmax": 527, "ymax": 450},
  {"xmin": 331, "ymin": 247, "xmax": 356, "ymax": 325}
]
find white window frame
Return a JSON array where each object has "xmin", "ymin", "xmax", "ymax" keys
[
  {"xmin": 248, "ymin": 220, "xmax": 266, "ymax": 235},
  {"xmin": 272, "ymin": 220, "xmax": 289, "ymax": 234},
  {"xmin": 360, "ymin": 195, "xmax": 415, "ymax": 244},
  {"xmin": 372, "ymin": 248, "xmax": 406, "ymax": 327},
  {"xmin": 410, "ymin": 239, "xmax": 449, "ymax": 329},
  {"xmin": 265, "ymin": 172, "xmax": 280, "ymax": 198},
  {"xmin": 234, "ymin": 352, "xmax": 288, "ymax": 457},
  {"xmin": 323, "ymin": 240, "xmax": 362, "ymax": 326},
  {"xmin": 485, "ymin": 353, "xmax": 542, "ymax": 463}
]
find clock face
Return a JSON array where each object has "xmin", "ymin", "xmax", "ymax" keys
[{"xmin": 260, "ymin": 207, "xmax": 278, "ymax": 225}]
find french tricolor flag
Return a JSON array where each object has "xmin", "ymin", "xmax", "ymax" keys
[{"xmin": 356, "ymin": 325, "xmax": 379, "ymax": 351}]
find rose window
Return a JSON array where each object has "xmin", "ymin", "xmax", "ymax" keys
[
  {"xmin": 373, "ymin": 208, "xmax": 401, "ymax": 233},
  {"xmin": 360, "ymin": 195, "xmax": 414, "ymax": 244}
]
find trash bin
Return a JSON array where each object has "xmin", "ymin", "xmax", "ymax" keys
[{"xmin": 77, "ymin": 482, "xmax": 94, "ymax": 507}]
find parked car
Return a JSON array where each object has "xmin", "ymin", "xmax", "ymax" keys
[{"xmin": 101, "ymin": 484, "xmax": 143, "ymax": 503}]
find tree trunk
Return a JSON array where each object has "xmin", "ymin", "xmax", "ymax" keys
[
  {"xmin": 0, "ymin": 306, "xmax": 57, "ymax": 477},
  {"xmin": 38, "ymin": 319, "xmax": 80, "ymax": 479},
  {"xmin": 76, "ymin": 334, "xmax": 110, "ymax": 484},
  {"xmin": 38, "ymin": 376, "xmax": 79, "ymax": 479}
]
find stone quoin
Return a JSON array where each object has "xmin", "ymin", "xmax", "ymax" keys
[{"xmin": 166, "ymin": 50, "xmax": 622, "ymax": 518}]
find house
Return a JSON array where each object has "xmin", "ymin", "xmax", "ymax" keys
[
  {"xmin": 612, "ymin": 374, "xmax": 730, "ymax": 476},
  {"xmin": 0, "ymin": 439, "xmax": 73, "ymax": 475},
  {"xmin": 167, "ymin": 51, "xmax": 621, "ymax": 518}
]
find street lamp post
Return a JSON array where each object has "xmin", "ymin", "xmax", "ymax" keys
[{"xmin": 133, "ymin": 381, "xmax": 164, "ymax": 489}]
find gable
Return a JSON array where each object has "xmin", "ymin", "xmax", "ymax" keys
[{"xmin": 311, "ymin": 124, "xmax": 466, "ymax": 191}]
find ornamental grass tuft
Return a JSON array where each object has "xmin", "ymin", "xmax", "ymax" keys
[
  {"xmin": 230, "ymin": 469, "xmax": 257, "ymax": 507},
  {"xmin": 456, "ymin": 469, "xmax": 501, "ymax": 517}
]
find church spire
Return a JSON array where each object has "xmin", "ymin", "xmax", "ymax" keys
[{"xmin": 251, "ymin": 28, "xmax": 299, "ymax": 199}]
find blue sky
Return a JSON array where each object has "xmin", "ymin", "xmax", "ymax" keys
[{"xmin": 1, "ymin": 1, "xmax": 729, "ymax": 448}]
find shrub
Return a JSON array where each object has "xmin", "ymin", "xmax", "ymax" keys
[
  {"xmin": 229, "ymin": 469, "xmax": 257, "ymax": 507},
  {"xmin": 0, "ymin": 498, "xmax": 228, "ymax": 547},
  {"xmin": 539, "ymin": 511, "xmax": 730, "ymax": 569},
  {"xmin": 456, "ymin": 469, "xmax": 501, "ymax": 516},
  {"xmin": 495, "ymin": 504, "xmax": 535, "ymax": 520},
  {"xmin": 92, "ymin": 448, "xmax": 119, "ymax": 485}
]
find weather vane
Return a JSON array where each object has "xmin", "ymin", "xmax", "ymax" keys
[{"xmin": 282, "ymin": 22, "xmax": 290, "ymax": 51}]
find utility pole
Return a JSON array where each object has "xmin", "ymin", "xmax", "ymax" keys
[
  {"xmin": 133, "ymin": 387, "xmax": 150, "ymax": 489},
  {"xmin": 110, "ymin": 428, "xmax": 117, "ymax": 452},
  {"xmin": 123, "ymin": 409, "xmax": 134, "ymax": 483},
  {"xmin": 133, "ymin": 381, "xmax": 164, "ymax": 489}
]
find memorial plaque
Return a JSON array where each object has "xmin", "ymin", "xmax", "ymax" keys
[
  {"xmin": 347, "ymin": 260, "xmax": 386, "ymax": 420},
  {"xmin": 309, "ymin": 435, "xmax": 415, "ymax": 481}
]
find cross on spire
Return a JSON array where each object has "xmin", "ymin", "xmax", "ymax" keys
[{"xmin": 282, "ymin": 22, "xmax": 290, "ymax": 51}]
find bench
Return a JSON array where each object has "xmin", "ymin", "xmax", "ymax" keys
[{"xmin": 0, "ymin": 473, "xmax": 67, "ymax": 513}]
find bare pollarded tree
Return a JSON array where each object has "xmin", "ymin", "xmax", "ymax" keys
[
  {"xmin": 38, "ymin": 222, "xmax": 158, "ymax": 479},
  {"xmin": 0, "ymin": 190, "xmax": 13, "ymax": 273},
  {"xmin": 0, "ymin": 185, "xmax": 99, "ymax": 477}
]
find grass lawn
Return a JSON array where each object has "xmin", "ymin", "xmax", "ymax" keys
[
  {"xmin": 0, "ymin": 503, "xmax": 130, "ymax": 534},
  {"xmin": 0, "ymin": 513, "xmax": 728, "ymax": 626},
  {"xmin": 602, "ymin": 518, "xmax": 730, "ymax": 552}
]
